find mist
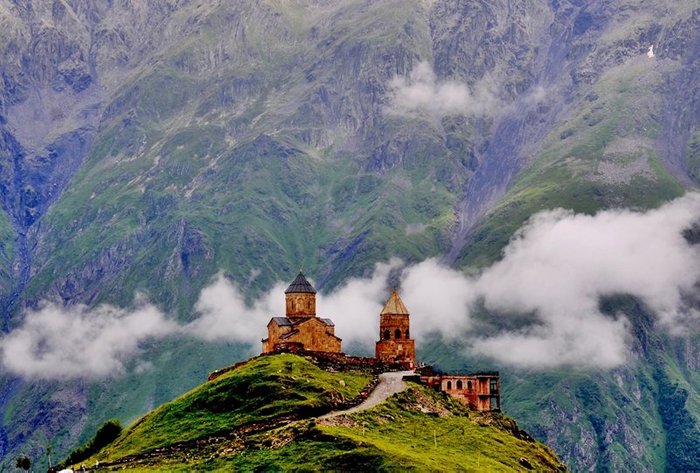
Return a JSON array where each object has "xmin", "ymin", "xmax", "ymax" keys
[
  {"xmin": 386, "ymin": 61, "xmax": 498, "ymax": 118},
  {"xmin": 0, "ymin": 300, "xmax": 177, "ymax": 379},
  {"xmin": 3, "ymin": 194, "xmax": 700, "ymax": 378}
]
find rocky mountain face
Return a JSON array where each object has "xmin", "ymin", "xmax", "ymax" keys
[{"xmin": 0, "ymin": 0, "xmax": 698, "ymax": 470}]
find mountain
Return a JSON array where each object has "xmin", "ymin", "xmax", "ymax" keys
[
  {"xmin": 58, "ymin": 353, "xmax": 566, "ymax": 471},
  {"xmin": 0, "ymin": 0, "xmax": 698, "ymax": 471}
]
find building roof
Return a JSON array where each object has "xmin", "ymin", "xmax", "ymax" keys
[
  {"xmin": 285, "ymin": 271, "xmax": 317, "ymax": 294},
  {"xmin": 270, "ymin": 317, "xmax": 293, "ymax": 326},
  {"xmin": 319, "ymin": 318, "xmax": 334, "ymax": 326},
  {"xmin": 381, "ymin": 289, "xmax": 409, "ymax": 315}
]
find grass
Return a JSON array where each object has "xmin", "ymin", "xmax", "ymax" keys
[
  {"xmin": 85, "ymin": 378, "xmax": 564, "ymax": 472},
  {"xmin": 320, "ymin": 386, "xmax": 564, "ymax": 471},
  {"xmin": 94, "ymin": 354, "xmax": 371, "ymax": 461}
]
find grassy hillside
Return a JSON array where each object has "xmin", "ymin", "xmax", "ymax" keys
[
  {"xmin": 63, "ymin": 354, "xmax": 563, "ymax": 471},
  {"xmin": 93, "ymin": 354, "xmax": 372, "ymax": 462}
]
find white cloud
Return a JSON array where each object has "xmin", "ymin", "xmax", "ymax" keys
[
  {"xmin": 4, "ymin": 194, "xmax": 700, "ymax": 378},
  {"xmin": 386, "ymin": 61, "xmax": 499, "ymax": 118},
  {"xmin": 0, "ymin": 301, "xmax": 177, "ymax": 379},
  {"xmin": 317, "ymin": 259, "xmax": 401, "ymax": 351},
  {"xmin": 403, "ymin": 194, "xmax": 700, "ymax": 369},
  {"xmin": 185, "ymin": 272, "xmax": 285, "ymax": 343},
  {"xmin": 401, "ymin": 260, "xmax": 477, "ymax": 337}
]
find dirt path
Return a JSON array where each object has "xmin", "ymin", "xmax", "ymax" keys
[{"xmin": 319, "ymin": 370, "xmax": 414, "ymax": 419}]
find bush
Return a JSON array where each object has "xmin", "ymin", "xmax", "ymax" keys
[{"xmin": 60, "ymin": 419, "xmax": 122, "ymax": 467}]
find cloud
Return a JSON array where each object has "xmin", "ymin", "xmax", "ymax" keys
[
  {"xmin": 185, "ymin": 189, "xmax": 700, "ymax": 371},
  {"xmin": 4, "ymin": 194, "xmax": 700, "ymax": 378},
  {"xmin": 316, "ymin": 259, "xmax": 400, "ymax": 350},
  {"xmin": 186, "ymin": 273, "xmax": 285, "ymax": 344},
  {"xmin": 386, "ymin": 61, "xmax": 499, "ymax": 118},
  {"xmin": 186, "ymin": 261, "xmax": 400, "ymax": 352},
  {"xmin": 0, "ymin": 301, "xmax": 177, "ymax": 379},
  {"xmin": 404, "ymin": 193, "xmax": 700, "ymax": 369}
]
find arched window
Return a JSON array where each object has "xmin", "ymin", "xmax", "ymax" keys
[
  {"xmin": 467, "ymin": 380, "xmax": 472, "ymax": 391},
  {"xmin": 383, "ymin": 329, "xmax": 390, "ymax": 340},
  {"xmin": 456, "ymin": 380, "xmax": 463, "ymax": 390},
  {"xmin": 446, "ymin": 381, "xmax": 452, "ymax": 390},
  {"xmin": 405, "ymin": 329, "xmax": 410, "ymax": 339},
  {"xmin": 394, "ymin": 328, "xmax": 402, "ymax": 339}
]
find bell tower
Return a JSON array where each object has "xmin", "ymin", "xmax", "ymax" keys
[
  {"xmin": 375, "ymin": 290, "xmax": 416, "ymax": 368},
  {"xmin": 284, "ymin": 271, "xmax": 316, "ymax": 319}
]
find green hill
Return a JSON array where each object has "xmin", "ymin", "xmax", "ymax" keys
[{"xmin": 63, "ymin": 354, "xmax": 564, "ymax": 471}]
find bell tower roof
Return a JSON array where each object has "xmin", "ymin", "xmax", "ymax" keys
[
  {"xmin": 285, "ymin": 271, "xmax": 316, "ymax": 294},
  {"xmin": 381, "ymin": 289, "xmax": 409, "ymax": 315}
]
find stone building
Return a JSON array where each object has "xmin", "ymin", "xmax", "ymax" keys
[
  {"xmin": 261, "ymin": 272, "xmax": 342, "ymax": 354},
  {"xmin": 375, "ymin": 290, "xmax": 416, "ymax": 368},
  {"xmin": 420, "ymin": 372, "xmax": 500, "ymax": 411}
]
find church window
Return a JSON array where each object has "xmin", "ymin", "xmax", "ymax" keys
[
  {"xmin": 467, "ymin": 380, "xmax": 472, "ymax": 391},
  {"xmin": 456, "ymin": 380, "xmax": 463, "ymax": 390},
  {"xmin": 405, "ymin": 329, "xmax": 410, "ymax": 339},
  {"xmin": 394, "ymin": 328, "xmax": 402, "ymax": 339},
  {"xmin": 383, "ymin": 329, "xmax": 390, "ymax": 340},
  {"xmin": 446, "ymin": 381, "xmax": 452, "ymax": 390}
]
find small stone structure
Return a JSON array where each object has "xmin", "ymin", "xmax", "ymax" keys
[
  {"xmin": 375, "ymin": 290, "xmax": 416, "ymax": 368},
  {"xmin": 421, "ymin": 372, "xmax": 500, "ymax": 412},
  {"xmin": 261, "ymin": 272, "xmax": 342, "ymax": 354}
]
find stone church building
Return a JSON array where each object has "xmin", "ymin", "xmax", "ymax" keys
[
  {"xmin": 258, "ymin": 271, "xmax": 499, "ymax": 412},
  {"xmin": 261, "ymin": 272, "xmax": 342, "ymax": 354},
  {"xmin": 375, "ymin": 289, "xmax": 416, "ymax": 368}
]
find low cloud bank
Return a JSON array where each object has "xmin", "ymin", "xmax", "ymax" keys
[
  {"xmin": 0, "ymin": 301, "xmax": 177, "ymax": 379},
  {"xmin": 3, "ymin": 194, "xmax": 700, "ymax": 378},
  {"xmin": 386, "ymin": 61, "xmax": 498, "ymax": 118},
  {"xmin": 186, "ymin": 274, "xmax": 285, "ymax": 343}
]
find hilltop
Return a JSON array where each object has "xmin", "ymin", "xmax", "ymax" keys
[
  {"xmin": 61, "ymin": 354, "xmax": 565, "ymax": 471},
  {"xmin": 1, "ymin": 1, "xmax": 698, "ymax": 470}
]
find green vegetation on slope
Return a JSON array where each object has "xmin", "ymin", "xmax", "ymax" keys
[
  {"xmin": 116, "ymin": 386, "xmax": 564, "ymax": 471},
  {"xmin": 61, "ymin": 419, "xmax": 122, "ymax": 468},
  {"xmin": 75, "ymin": 354, "xmax": 563, "ymax": 471},
  {"xmin": 0, "ymin": 208, "xmax": 14, "ymax": 299},
  {"xmin": 459, "ymin": 58, "xmax": 685, "ymax": 269},
  {"xmin": 96, "ymin": 354, "xmax": 371, "ymax": 461},
  {"xmin": 318, "ymin": 387, "xmax": 564, "ymax": 472}
]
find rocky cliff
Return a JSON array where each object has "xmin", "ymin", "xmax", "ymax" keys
[{"xmin": 0, "ymin": 1, "xmax": 698, "ymax": 470}]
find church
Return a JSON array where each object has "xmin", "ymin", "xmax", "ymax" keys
[
  {"xmin": 375, "ymin": 289, "xmax": 416, "ymax": 368},
  {"xmin": 258, "ymin": 270, "xmax": 499, "ymax": 411},
  {"xmin": 261, "ymin": 271, "xmax": 342, "ymax": 354}
]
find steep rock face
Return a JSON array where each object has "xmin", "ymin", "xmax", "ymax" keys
[{"xmin": 0, "ymin": 1, "xmax": 698, "ymax": 471}]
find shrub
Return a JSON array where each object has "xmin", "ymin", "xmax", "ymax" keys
[{"xmin": 60, "ymin": 419, "xmax": 122, "ymax": 467}]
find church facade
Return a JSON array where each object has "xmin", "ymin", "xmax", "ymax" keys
[{"xmin": 261, "ymin": 272, "xmax": 342, "ymax": 354}]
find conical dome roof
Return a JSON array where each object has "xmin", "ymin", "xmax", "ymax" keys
[
  {"xmin": 381, "ymin": 289, "xmax": 409, "ymax": 315},
  {"xmin": 285, "ymin": 271, "xmax": 316, "ymax": 294}
]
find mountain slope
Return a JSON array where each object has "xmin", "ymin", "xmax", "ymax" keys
[
  {"xmin": 0, "ymin": 1, "xmax": 698, "ymax": 471},
  {"xmin": 61, "ymin": 354, "xmax": 564, "ymax": 471}
]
